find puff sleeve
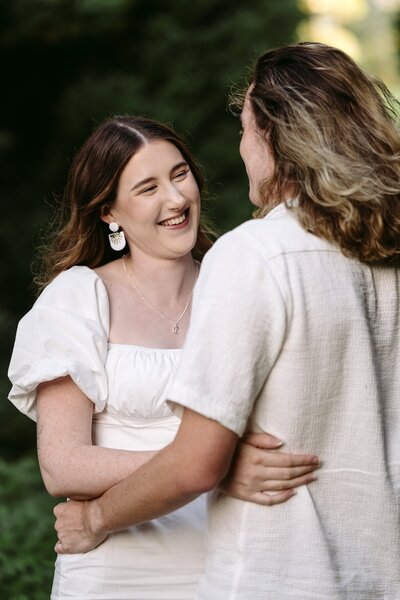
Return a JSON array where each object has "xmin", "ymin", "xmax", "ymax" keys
[{"xmin": 8, "ymin": 266, "xmax": 110, "ymax": 421}]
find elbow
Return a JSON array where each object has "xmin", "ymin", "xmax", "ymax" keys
[
  {"xmin": 38, "ymin": 457, "xmax": 69, "ymax": 497},
  {"xmin": 38, "ymin": 451, "xmax": 93, "ymax": 499},
  {"xmin": 47, "ymin": 487, "xmax": 66, "ymax": 498},
  {"xmin": 190, "ymin": 477, "xmax": 220, "ymax": 496},
  {"xmin": 39, "ymin": 469, "xmax": 65, "ymax": 497},
  {"xmin": 41, "ymin": 472, "xmax": 66, "ymax": 497},
  {"xmin": 195, "ymin": 467, "xmax": 227, "ymax": 494},
  {"xmin": 181, "ymin": 460, "xmax": 231, "ymax": 496},
  {"xmin": 165, "ymin": 429, "xmax": 236, "ymax": 497}
]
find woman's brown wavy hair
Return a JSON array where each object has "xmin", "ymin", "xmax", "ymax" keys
[
  {"xmin": 34, "ymin": 116, "xmax": 215, "ymax": 292},
  {"xmin": 231, "ymin": 42, "xmax": 400, "ymax": 264}
]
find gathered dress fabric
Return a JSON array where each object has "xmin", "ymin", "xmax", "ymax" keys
[{"xmin": 8, "ymin": 266, "xmax": 207, "ymax": 600}]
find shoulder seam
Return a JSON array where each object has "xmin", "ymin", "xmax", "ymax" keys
[{"xmin": 236, "ymin": 229, "xmax": 341, "ymax": 263}]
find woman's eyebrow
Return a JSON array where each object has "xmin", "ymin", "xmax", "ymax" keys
[
  {"xmin": 171, "ymin": 161, "xmax": 188, "ymax": 172},
  {"xmin": 130, "ymin": 177, "xmax": 155, "ymax": 192}
]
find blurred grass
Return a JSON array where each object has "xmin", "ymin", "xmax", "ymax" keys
[{"xmin": 0, "ymin": 456, "xmax": 57, "ymax": 598}]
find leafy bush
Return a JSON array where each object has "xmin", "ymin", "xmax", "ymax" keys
[{"xmin": 0, "ymin": 456, "xmax": 57, "ymax": 599}]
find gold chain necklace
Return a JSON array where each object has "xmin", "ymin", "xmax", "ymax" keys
[{"xmin": 122, "ymin": 257, "xmax": 198, "ymax": 334}]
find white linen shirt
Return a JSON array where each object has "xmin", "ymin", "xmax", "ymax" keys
[{"xmin": 167, "ymin": 203, "xmax": 400, "ymax": 599}]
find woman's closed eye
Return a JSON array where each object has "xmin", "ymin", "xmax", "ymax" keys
[
  {"xmin": 138, "ymin": 169, "xmax": 189, "ymax": 194},
  {"xmin": 173, "ymin": 168, "xmax": 189, "ymax": 180},
  {"xmin": 141, "ymin": 185, "xmax": 157, "ymax": 194}
]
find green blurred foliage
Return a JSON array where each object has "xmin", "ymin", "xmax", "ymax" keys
[
  {"xmin": 1, "ymin": 0, "xmax": 303, "ymax": 456},
  {"xmin": 1, "ymin": 0, "xmax": 303, "ymax": 595},
  {"xmin": 0, "ymin": 456, "xmax": 57, "ymax": 598}
]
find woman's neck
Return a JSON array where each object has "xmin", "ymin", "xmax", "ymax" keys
[{"xmin": 121, "ymin": 250, "xmax": 198, "ymax": 308}]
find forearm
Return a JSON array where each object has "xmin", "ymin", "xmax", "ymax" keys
[
  {"xmin": 39, "ymin": 445, "xmax": 156, "ymax": 499},
  {"xmin": 54, "ymin": 410, "xmax": 238, "ymax": 555},
  {"xmin": 91, "ymin": 444, "xmax": 204, "ymax": 535},
  {"xmin": 89, "ymin": 411, "xmax": 237, "ymax": 536}
]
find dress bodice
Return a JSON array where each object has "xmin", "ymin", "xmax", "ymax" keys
[
  {"xmin": 104, "ymin": 343, "xmax": 181, "ymax": 419},
  {"xmin": 93, "ymin": 343, "xmax": 183, "ymax": 451}
]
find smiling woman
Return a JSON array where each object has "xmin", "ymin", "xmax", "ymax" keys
[{"xmin": 101, "ymin": 140, "xmax": 201, "ymax": 264}]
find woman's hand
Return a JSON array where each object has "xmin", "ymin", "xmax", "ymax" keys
[
  {"xmin": 219, "ymin": 432, "xmax": 320, "ymax": 506},
  {"xmin": 54, "ymin": 499, "xmax": 107, "ymax": 554}
]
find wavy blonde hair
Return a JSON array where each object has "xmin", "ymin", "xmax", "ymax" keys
[
  {"xmin": 231, "ymin": 42, "xmax": 400, "ymax": 263},
  {"xmin": 34, "ymin": 116, "xmax": 216, "ymax": 293}
]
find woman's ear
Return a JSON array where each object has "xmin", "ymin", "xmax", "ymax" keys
[{"xmin": 99, "ymin": 203, "xmax": 112, "ymax": 225}]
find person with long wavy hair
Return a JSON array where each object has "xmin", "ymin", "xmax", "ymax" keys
[
  {"xmin": 8, "ymin": 115, "xmax": 319, "ymax": 600},
  {"xmin": 53, "ymin": 44, "xmax": 400, "ymax": 598}
]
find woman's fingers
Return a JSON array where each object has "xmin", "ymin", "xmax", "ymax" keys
[
  {"xmin": 257, "ymin": 450, "xmax": 320, "ymax": 469},
  {"xmin": 261, "ymin": 471, "xmax": 317, "ymax": 492},
  {"xmin": 223, "ymin": 438, "xmax": 321, "ymax": 503},
  {"xmin": 244, "ymin": 471, "xmax": 318, "ymax": 505},
  {"xmin": 243, "ymin": 435, "xmax": 319, "ymax": 468},
  {"xmin": 251, "ymin": 461, "xmax": 320, "ymax": 491},
  {"xmin": 260, "ymin": 462, "xmax": 320, "ymax": 481}
]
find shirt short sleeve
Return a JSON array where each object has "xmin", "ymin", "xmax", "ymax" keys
[
  {"xmin": 8, "ymin": 266, "xmax": 110, "ymax": 421},
  {"xmin": 167, "ymin": 228, "xmax": 287, "ymax": 436}
]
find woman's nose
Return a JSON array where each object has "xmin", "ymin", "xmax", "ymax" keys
[{"xmin": 166, "ymin": 184, "xmax": 186, "ymax": 209}]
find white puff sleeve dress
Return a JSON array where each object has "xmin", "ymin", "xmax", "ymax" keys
[{"xmin": 8, "ymin": 266, "xmax": 207, "ymax": 600}]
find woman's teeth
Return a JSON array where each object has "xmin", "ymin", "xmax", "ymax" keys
[{"xmin": 160, "ymin": 213, "xmax": 186, "ymax": 226}]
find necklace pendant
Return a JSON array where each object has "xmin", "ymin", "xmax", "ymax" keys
[{"xmin": 173, "ymin": 325, "xmax": 179, "ymax": 334}]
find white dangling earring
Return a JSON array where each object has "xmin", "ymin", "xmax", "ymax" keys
[{"xmin": 108, "ymin": 222, "xmax": 126, "ymax": 251}]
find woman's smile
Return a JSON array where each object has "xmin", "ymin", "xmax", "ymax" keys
[{"xmin": 158, "ymin": 208, "xmax": 190, "ymax": 229}]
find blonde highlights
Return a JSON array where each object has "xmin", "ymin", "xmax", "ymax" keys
[{"xmin": 231, "ymin": 42, "xmax": 400, "ymax": 263}]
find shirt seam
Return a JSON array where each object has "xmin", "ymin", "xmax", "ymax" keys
[{"xmin": 236, "ymin": 228, "xmax": 341, "ymax": 263}]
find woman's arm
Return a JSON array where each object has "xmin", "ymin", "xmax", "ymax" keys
[
  {"xmin": 37, "ymin": 376, "xmax": 319, "ymax": 503},
  {"xmin": 37, "ymin": 376, "xmax": 156, "ymax": 499},
  {"xmin": 221, "ymin": 432, "xmax": 320, "ymax": 505},
  {"xmin": 54, "ymin": 412, "xmax": 321, "ymax": 553}
]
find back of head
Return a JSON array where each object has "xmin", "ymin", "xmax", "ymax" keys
[{"xmin": 240, "ymin": 42, "xmax": 400, "ymax": 263}]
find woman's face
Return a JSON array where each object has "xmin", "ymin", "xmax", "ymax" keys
[
  {"xmin": 239, "ymin": 89, "xmax": 275, "ymax": 206},
  {"xmin": 107, "ymin": 140, "xmax": 201, "ymax": 260}
]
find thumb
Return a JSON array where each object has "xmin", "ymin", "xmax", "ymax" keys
[{"xmin": 243, "ymin": 431, "xmax": 283, "ymax": 449}]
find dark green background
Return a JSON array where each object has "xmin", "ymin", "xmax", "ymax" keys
[
  {"xmin": 1, "ymin": 1, "xmax": 398, "ymax": 597},
  {"xmin": 1, "ymin": 0, "xmax": 302, "ymax": 458}
]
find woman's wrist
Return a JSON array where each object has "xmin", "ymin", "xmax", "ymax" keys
[{"xmin": 87, "ymin": 497, "xmax": 109, "ymax": 540}]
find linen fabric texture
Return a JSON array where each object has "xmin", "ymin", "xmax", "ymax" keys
[{"xmin": 167, "ymin": 203, "xmax": 400, "ymax": 599}]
